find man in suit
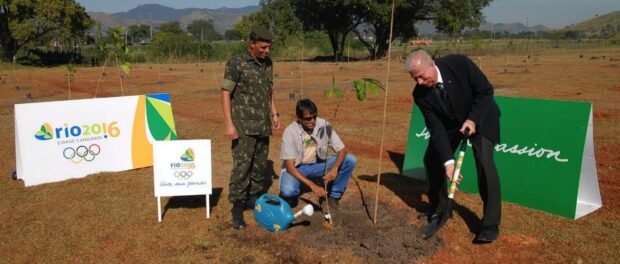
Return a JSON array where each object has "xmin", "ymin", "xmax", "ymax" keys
[{"xmin": 405, "ymin": 50, "xmax": 502, "ymax": 243}]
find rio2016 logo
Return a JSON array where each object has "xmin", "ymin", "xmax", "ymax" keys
[
  {"xmin": 63, "ymin": 144, "xmax": 101, "ymax": 163},
  {"xmin": 34, "ymin": 122, "xmax": 120, "ymax": 141},
  {"xmin": 171, "ymin": 148, "xmax": 195, "ymax": 180},
  {"xmin": 180, "ymin": 148, "xmax": 194, "ymax": 162}
]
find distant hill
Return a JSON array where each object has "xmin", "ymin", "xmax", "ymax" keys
[
  {"xmin": 565, "ymin": 9, "xmax": 620, "ymax": 37},
  {"xmin": 179, "ymin": 8, "xmax": 260, "ymax": 33},
  {"xmin": 88, "ymin": 11, "xmax": 161, "ymax": 29},
  {"xmin": 88, "ymin": 4, "xmax": 259, "ymax": 33},
  {"xmin": 112, "ymin": 4, "xmax": 199, "ymax": 21}
]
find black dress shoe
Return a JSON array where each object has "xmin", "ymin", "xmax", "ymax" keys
[
  {"xmin": 421, "ymin": 212, "xmax": 450, "ymax": 240},
  {"xmin": 474, "ymin": 225, "xmax": 499, "ymax": 243}
]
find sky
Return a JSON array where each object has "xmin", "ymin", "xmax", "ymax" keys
[{"xmin": 77, "ymin": 0, "xmax": 620, "ymax": 29}]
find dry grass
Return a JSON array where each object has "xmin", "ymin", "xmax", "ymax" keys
[{"xmin": 1, "ymin": 46, "xmax": 620, "ymax": 263}]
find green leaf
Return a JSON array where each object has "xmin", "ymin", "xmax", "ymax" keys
[
  {"xmin": 334, "ymin": 89, "xmax": 343, "ymax": 99},
  {"xmin": 120, "ymin": 63, "xmax": 131, "ymax": 75},
  {"xmin": 367, "ymin": 83, "xmax": 378, "ymax": 95},
  {"xmin": 325, "ymin": 87, "xmax": 343, "ymax": 99},
  {"xmin": 356, "ymin": 90, "xmax": 366, "ymax": 101},
  {"xmin": 325, "ymin": 89, "xmax": 335, "ymax": 97},
  {"xmin": 363, "ymin": 78, "xmax": 385, "ymax": 90},
  {"xmin": 355, "ymin": 83, "xmax": 366, "ymax": 100},
  {"xmin": 40, "ymin": 125, "xmax": 48, "ymax": 133},
  {"xmin": 352, "ymin": 80, "xmax": 363, "ymax": 92}
]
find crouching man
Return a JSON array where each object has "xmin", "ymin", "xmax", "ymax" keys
[{"xmin": 279, "ymin": 99, "xmax": 356, "ymax": 211}]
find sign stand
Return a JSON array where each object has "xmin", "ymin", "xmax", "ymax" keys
[
  {"xmin": 153, "ymin": 140, "xmax": 212, "ymax": 222},
  {"xmin": 575, "ymin": 108, "xmax": 602, "ymax": 218},
  {"xmin": 156, "ymin": 194, "xmax": 211, "ymax": 222}
]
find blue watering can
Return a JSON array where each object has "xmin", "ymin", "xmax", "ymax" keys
[{"xmin": 254, "ymin": 193, "xmax": 314, "ymax": 232}]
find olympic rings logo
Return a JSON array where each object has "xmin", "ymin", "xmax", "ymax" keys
[
  {"xmin": 174, "ymin": 170, "xmax": 193, "ymax": 180},
  {"xmin": 63, "ymin": 144, "xmax": 101, "ymax": 163}
]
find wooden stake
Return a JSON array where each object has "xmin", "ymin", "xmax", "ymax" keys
[
  {"xmin": 301, "ymin": 31, "xmax": 305, "ymax": 99},
  {"xmin": 373, "ymin": 0, "xmax": 395, "ymax": 224}
]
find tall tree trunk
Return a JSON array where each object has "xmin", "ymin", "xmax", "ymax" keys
[
  {"xmin": 0, "ymin": 29, "xmax": 19, "ymax": 62},
  {"xmin": 327, "ymin": 29, "xmax": 340, "ymax": 62},
  {"xmin": 352, "ymin": 28, "xmax": 376, "ymax": 59},
  {"xmin": 338, "ymin": 32, "xmax": 348, "ymax": 61},
  {"xmin": 374, "ymin": 26, "xmax": 390, "ymax": 59}
]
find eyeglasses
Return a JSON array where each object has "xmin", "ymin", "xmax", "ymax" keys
[{"xmin": 301, "ymin": 115, "xmax": 316, "ymax": 121}]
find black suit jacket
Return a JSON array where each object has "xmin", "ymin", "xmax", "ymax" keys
[{"xmin": 413, "ymin": 54, "xmax": 500, "ymax": 164}]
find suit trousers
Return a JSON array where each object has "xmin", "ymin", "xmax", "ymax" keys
[{"xmin": 424, "ymin": 133, "xmax": 501, "ymax": 227}]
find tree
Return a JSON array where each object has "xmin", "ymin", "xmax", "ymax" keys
[
  {"xmin": 601, "ymin": 24, "xmax": 616, "ymax": 39},
  {"xmin": 187, "ymin": 19, "xmax": 222, "ymax": 41},
  {"xmin": 148, "ymin": 30, "xmax": 192, "ymax": 61},
  {"xmin": 158, "ymin": 21, "xmax": 184, "ymax": 35},
  {"xmin": 234, "ymin": 12, "xmax": 262, "ymax": 40},
  {"xmin": 95, "ymin": 27, "xmax": 131, "ymax": 97},
  {"xmin": 289, "ymin": 0, "xmax": 364, "ymax": 61},
  {"xmin": 224, "ymin": 29, "xmax": 242, "ymax": 40},
  {"xmin": 235, "ymin": 0, "xmax": 302, "ymax": 45},
  {"xmin": 128, "ymin": 24, "xmax": 150, "ymax": 44},
  {"xmin": 258, "ymin": 0, "xmax": 303, "ymax": 48},
  {"xmin": 354, "ymin": 0, "xmax": 491, "ymax": 58},
  {"xmin": 288, "ymin": 0, "xmax": 491, "ymax": 60},
  {"xmin": 0, "ymin": 0, "xmax": 92, "ymax": 62}
]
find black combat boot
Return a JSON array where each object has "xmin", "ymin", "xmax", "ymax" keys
[
  {"xmin": 231, "ymin": 201, "xmax": 246, "ymax": 230},
  {"xmin": 246, "ymin": 194, "xmax": 260, "ymax": 210}
]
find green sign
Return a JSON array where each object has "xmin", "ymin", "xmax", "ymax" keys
[{"xmin": 403, "ymin": 96, "xmax": 601, "ymax": 219}]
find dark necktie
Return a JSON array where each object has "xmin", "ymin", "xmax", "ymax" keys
[{"xmin": 436, "ymin": 82, "xmax": 447, "ymax": 100}]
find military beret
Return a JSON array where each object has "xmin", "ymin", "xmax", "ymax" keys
[{"xmin": 249, "ymin": 25, "xmax": 274, "ymax": 42}]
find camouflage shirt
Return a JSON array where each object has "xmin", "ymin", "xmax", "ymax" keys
[{"xmin": 222, "ymin": 51, "xmax": 274, "ymax": 137}]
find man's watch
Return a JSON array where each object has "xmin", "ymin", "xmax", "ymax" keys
[{"xmin": 271, "ymin": 112, "xmax": 279, "ymax": 118}]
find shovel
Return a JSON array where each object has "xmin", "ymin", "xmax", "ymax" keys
[
  {"xmin": 322, "ymin": 153, "xmax": 334, "ymax": 225},
  {"xmin": 446, "ymin": 129, "xmax": 470, "ymax": 211},
  {"xmin": 422, "ymin": 129, "xmax": 469, "ymax": 239}
]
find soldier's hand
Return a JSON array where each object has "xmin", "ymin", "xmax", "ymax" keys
[
  {"xmin": 272, "ymin": 116, "xmax": 281, "ymax": 130},
  {"xmin": 225, "ymin": 125, "xmax": 238, "ymax": 140}
]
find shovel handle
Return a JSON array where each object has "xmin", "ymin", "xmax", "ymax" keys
[{"xmin": 448, "ymin": 129, "xmax": 470, "ymax": 199}]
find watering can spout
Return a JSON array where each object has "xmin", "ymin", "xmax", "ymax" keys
[{"xmin": 294, "ymin": 204, "xmax": 314, "ymax": 218}]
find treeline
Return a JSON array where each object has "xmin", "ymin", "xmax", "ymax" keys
[
  {"xmin": 462, "ymin": 28, "xmax": 619, "ymax": 42},
  {"xmin": 2, "ymin": 0, "xmax": 618, "ymax": 66}
]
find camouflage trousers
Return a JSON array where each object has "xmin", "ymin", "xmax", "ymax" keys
[{"xmin": 228, "ymin": 135, "xmax": 269, "ymax": 203}]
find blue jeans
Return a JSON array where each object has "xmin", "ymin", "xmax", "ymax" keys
[{"xmin": 280, "ymin": 154, "xmax": 357, "ymax": 199}]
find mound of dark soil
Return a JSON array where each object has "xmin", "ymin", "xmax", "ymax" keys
[{"xmin": 283, "ymin": 195, "xmax": 442, "ymax": 263}]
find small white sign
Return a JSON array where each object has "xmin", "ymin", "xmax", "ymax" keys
[{"xmin": 153, "ymin": 140, "xmax": 212, "ymax": 221}]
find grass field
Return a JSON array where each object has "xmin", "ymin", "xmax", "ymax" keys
[{"xmin": 1, "ymin": 46, "xmax": 619, "ymax": 263}]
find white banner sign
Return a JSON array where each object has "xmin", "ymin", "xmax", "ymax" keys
[
  {"xmin": 153, "ymin": 140, "xmax": 212, "ymax": 221},
  {"xmin": 14, "ymin": 93, "xmax": 177, "ymax": 186}
]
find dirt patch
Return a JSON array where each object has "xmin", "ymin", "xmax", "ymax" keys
[{"xmin": 279, "ymin": 197, "xmax": 441, "ymax": 263}]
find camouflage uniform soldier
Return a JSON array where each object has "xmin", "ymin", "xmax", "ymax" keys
[{"xmin": 221, "ymin": 25, "xmax": 281, "ymax": 230}]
